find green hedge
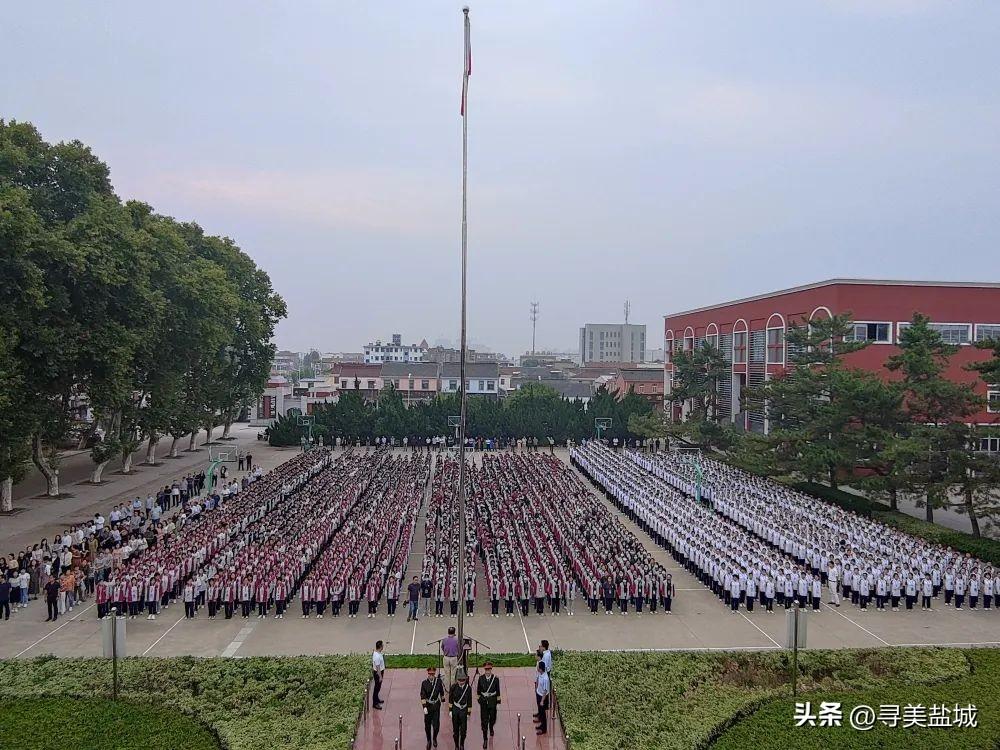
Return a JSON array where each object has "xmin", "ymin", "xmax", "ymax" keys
[
  {"xmin": 555, "ymin": 648, "xmax": 970, "ymax": 750},
  {"xmin": 0, "ymin": 655, "xmax": 369, "ymax": 750},
  {"xmin": 791, "ymin": 482, "xmax": 886, "ymax": 516},
  {"xmin": 713, "ymin": 649, "xmax": 1000, "ymax": 749},
  {"xmin": 791, "ymin": 482, "xmax": 1000, "ymax": 567},
  {"xmin": 0, "ymin": 696, "xmax": 219, "ymax": 750}
]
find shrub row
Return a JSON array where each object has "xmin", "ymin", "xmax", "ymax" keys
[
  {"xmin": 554, "ymin": 648, "xmax": 970, "ymax": 750},
  {"xmin": 713, "ymin": 649, "xmax": 1000, "ymax": 749},
  {"xmin": 0, "ymin": 655, "xmax": 369, "ymax": 750}
]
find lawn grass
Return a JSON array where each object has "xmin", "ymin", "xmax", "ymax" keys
[
  {"xmin": 0, "ymin": 655, "xmax": 369, "ymax": 750},
  {"xmin": 0, "ymin": 696, "xmax": 219, "ymax": 750},
  {"xmin": 555, "ymin": 648, "xmax": 972, "ymax": 750},
  {"xmin": 713, "ymin": 649, "xmax": 1000, "ymax": 749}
]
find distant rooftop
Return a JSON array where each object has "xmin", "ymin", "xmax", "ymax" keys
[{"xmin": 665, "ymin": 278, "xmax": 1000, "ymax": 319}]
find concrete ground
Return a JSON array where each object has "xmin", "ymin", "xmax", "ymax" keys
[
  {"xmin": 2, "ymin": 448, "xmax": 999, "ymax": 660},
  {"xmin": 3, "ymin": 424, "xmax": 294, "ymax": 554}
]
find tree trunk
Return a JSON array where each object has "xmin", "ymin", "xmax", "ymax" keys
[
  {"xmin": 91, "ymin": 460, "xmax": 110, "ymax": 484},
  {"xmin": 169, "ymin": 436, "xmax": 180, "ymax": 458},
  {"xmin": 964, "ymin": 486, "xmax": 982, "ymax": 538},
  {"xmin": 889, "ymin": 486, "xmax": 898, "ymax": 512},
  {"xmin": 121, "ymin": 451, "xmax": 133, "ymax": 475},
  {"xmin": 204, "ymin": 423, "xmax": 214, "ymax": 443},
  {"xmin": 146, "ymin": 434, "xmax": 157, "ymax": 464},
  {"xmin": 1, "ymin": 477, "xmax": 12, "ymax": 513},
  {"xmin": 31, "ymin": 433, "xmax": 60, "ymax": 497},
  {"xmin": 188, "ymin": 432, "xmax": 197, "ymax": 451},
  {"xmin": 925, "ymin": 490, "xmax": 935, "ymax": 523},
  {"xmin": 222, "ymin": 413, "xmax": 233, "ymax": 440},
  {"xmin": 828, "ymin": 464, "xmax": 838, "ymax": 490}
]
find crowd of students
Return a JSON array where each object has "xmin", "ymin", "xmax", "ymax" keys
[
  {"xmin": 2, "ymin": 460, "xmax": 260, "ymax": 623},
  {"xmin": 573, "ymin": 441, "xmax": 997, "ymax": 615}
]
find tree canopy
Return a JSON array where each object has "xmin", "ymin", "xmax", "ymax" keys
[{"xmin": 0, "ymin": 120, "xmax": 285, "ymax": 502}]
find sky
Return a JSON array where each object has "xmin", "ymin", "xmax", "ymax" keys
[{"xmin": 4, "ymin": 1, "xmax": 999, "ymax": 356}]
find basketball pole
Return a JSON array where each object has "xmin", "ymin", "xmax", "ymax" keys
[{"xmin": 456, "ymin": 5, "xmax": 471, "ymax": 665}]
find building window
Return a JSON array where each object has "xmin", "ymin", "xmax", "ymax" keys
[
  {"xmin": 975, "ymin": 324, "xmax": 1000, "ymax": 342},
  {"xmin": 449, "ymin": 379, "xmax": 458, "ymax": 390},
  {"xmin": 766, "ymin": 328, "xmax": 785, "ymax": 364},
  {"xmin": 733, "ymin": 332, "xmax": 748, "ymax": 363},
  {"xmin": 421, "ymin": 379, "xmax": 429, "ymax": 390},
  {"xmin": 487, "ymin": 381, "xmax": 495, "ymax": 391},
  {"xmin": 637, "ymin": 384, "xmax": 645, "ymax": 394},
  {"xmin": 899, "ymin": 322, "xmax": 971, "ymax": 345},
  {"xmin": 367, "ymin": 380, "xmax": 375, "ymax": 390},
  {"xmin": 478, "ymin": 380, "xmax": 485, "ymax": 390},
  {"xmin": 988, "ymin": 391, "xmax": 1000, "ymax": 414},
  {"xmin": 847, "ymin": 322, "xmax": 892, "ymax": 343},
  {"xmin": 706, "ymin": 334, "xmax": 719, "ymax": 350},
  {"xmin": 408, "ymin": 378, "xmax": 415, "ymax": 390},
  {"xmin": 340, "ymin": 379, "xmax": 348, "ymax": 388},
  {"xmin": 979, "ymin": 436, "xmax": 1000, "ymax": 453}
]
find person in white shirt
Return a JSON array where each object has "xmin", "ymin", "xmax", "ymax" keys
[{"xmin": 371, "ymin": 640, "xmax": 386, "ymax": 710}]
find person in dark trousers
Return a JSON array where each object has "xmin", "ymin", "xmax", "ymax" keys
[
  {"xmin": 421, "ymin": 574, "xmax": 433, "ymax": 617},
  {"xmin": 449, "ymin": 669, "xmax": 472, "ymax": 750},
  {"xmin": 476, "ymin": 662, "xmax": 501, "ymax": 748},
  {"xmin": 371, "ymin": 640, "xmax": 386, "ymax": 710},
  {"xmin": 533, "ymin": 661, "xmax": 550, "ymax": 735},
  {"xmin": 408, "ymin": 576, "xmax": 422, "ymax": 622},
  {"xmin": 420, "ymin": 666, "xmax": 445, "ymax": 750},
  {"xmin": 0, "ymin": 577, "xmax": 10, "ymax": 621},
  {"xmin": 44, "ymin": 575, "xmax": 60, "ymax": 622}
]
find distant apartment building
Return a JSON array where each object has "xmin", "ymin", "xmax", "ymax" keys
[
  {"xmin": 332, "ymin": 363, "xmax": 384, "ymax": 402},
  {"xmin": 364, "ymin": 333, "xmax": 428, "ymax": 364},
  {"xmin": 380, "ymin": 362, "xmax": 440, "ymax": 403},
  {"xmin": 271, "ymin": 350, "xmax": 301, "ymax": 375},
  {"xmin": 440, "ymin": 362, "xmax": 500, "ymax": 398},
  {"xmin": 579, "ymin": 324, "xmax": 646, "ymax": 364},
  {"xmin": 607, "ymin": 368, "xmax": 665, "ymax": 410}
]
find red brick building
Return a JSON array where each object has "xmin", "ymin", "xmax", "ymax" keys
[
  {"xmin": 607, "ymin": 369, "xmax": 665, "ymax": 411},
  {"xmin": 663, "ymin": 279, "xmax": 1000, "ymax": 434}
]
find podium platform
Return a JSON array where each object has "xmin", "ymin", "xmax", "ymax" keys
[{"xmin": 354, "ymin": 667, "xmax": 567, "ymax": 750}]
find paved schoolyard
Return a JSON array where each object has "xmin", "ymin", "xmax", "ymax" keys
[{"xmin": 2, "ymin": 449, "xmax": 998, "ymax": 661}]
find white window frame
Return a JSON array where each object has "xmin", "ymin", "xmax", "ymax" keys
[
  {"xmin": 988, "ymin": 390, "xmax": 1000, "ymax": 414},
  {"xmin": 975, "ymin": 323, "xmax": 1000, "ymax": 343},
  {"xmin": 897, "ymin": 321, "xmax": 973, "ymax": 346},
  {"xmin": 846, "ymin": 321, "xmax": 893, "ymax": 344}
]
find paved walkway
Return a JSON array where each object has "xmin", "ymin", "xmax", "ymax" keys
[
  {"xmin": 3, "ymin": 424, "xmax": 294, "ymax": 553},
  {"xmin": 355, "ymin": 667, "xmax": 566, "ymax": 750}
]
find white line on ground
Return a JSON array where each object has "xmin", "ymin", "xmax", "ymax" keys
[
  {"xmin": 15, "ymin": 604, "xmax": 96, "ymax": 658},
  {"xmin": 141, "ymin": 615, "xmax": 185, "ymax": 656},
  {"xmin": 594, "ymin": 645, "xmax": 782, "ymax": 653},
  {"xmin": 820, "ymin": 603, "xmax": 892, "ymax": 646},
  {"xmin": 410, "ymin": 617, "xmax": 418, "ymax": 655},
  {"xmin": 516, "ymin": 607, "xmax": 531, "ymax": 652},
  {"xmin": 738, "ymin": 611, "xmax": 782, "ymax": 648},
  {"xmin": 221, "ymin": 622, "xmax": 257, "ymax": 657}
]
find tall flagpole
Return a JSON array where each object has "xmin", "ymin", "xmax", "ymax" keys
[{"xmin": 456, "ymin": 5, "xmax": 471, "ymax": 665}]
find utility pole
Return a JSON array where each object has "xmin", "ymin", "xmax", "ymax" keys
[{"xmin": 530, "ymin": 301, "xmax": 539, "ymax": 354}]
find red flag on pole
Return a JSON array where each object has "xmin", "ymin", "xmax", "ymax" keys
[{"xmin": 461, "ymin": 8, "xmax": 471, "ymax": 116}]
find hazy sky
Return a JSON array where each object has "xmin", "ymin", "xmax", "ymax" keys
[{"xmin": 5, "ymin": 1, "xmax": 999, "ymax": 355}]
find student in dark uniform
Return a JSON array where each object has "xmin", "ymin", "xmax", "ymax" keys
[
  {"xmin": 420, "ymin": 666, "xmax": 445, "ymax": 750},
  {"xmin": 475, "ymin": 662, "xmax": 501, "ymax": 748},
  {"xmin": 449, "ymin": 669, "xmax": 473, "ymax": 750}
]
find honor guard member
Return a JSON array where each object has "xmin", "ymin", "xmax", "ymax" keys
[
  {"xmin": 420, "ymin": 666, "xmax": 445, "ymax": 749},
  {"xmin": 476, "ymin": 662, "xmax": 501, "ymax": 748},
  {"xmin": 449, "ymin": 668, "xmax": 473, "ymax": 750}
]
